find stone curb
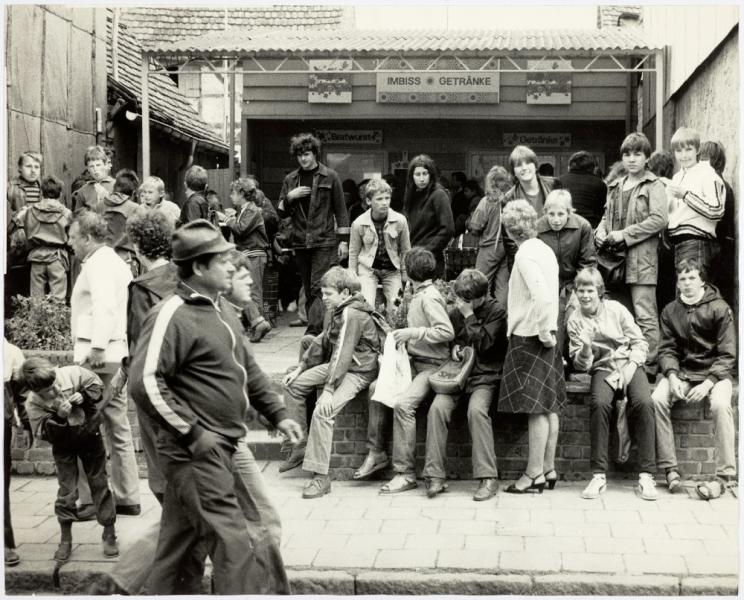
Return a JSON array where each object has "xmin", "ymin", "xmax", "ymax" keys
[{"xmin": 5, "ymin": 566, "xmax": 738, "ymax": 596}]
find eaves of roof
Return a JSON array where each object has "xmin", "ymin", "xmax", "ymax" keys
[
  {"xmin": 107, "ymin": 14, "xmax": 229, "ymax": 155},
  {"xmin": 148, "ymin": 27, "xmax": 660, "ymax": 58},
  {"xmin": 120, "ymin": 6, "xmax": 347, "ymax": 47}
]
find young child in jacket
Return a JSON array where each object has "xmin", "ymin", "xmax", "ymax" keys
[
  {"xmin": 377, "ymin": 247, "xmax": 455, "ymax": 495},
  {"xmin": 138, "ymin": 176, "xmax": 181, "ymax": 225},
  {"xmin": 349, "ymin": 178, "xmax": 411, "ymax": 315},
  {"xmin": 21, "ymin": 175, "xmax": 73, "ymax": 300},
  {"xmin": 281, "ymin": 267, "xmax": 380, "ymax": 498},
  {"xmin": 21, "ymin": 357, "xmax": 118, "ymax": 563},
  {"xmin": 71, "ymin": 145, "xmax": 115, "ymax": 215},
  {"xmin": 652, "ymin": 258, "xmax": 737, "ymax": 498},
  {"xmin": 536, "ymin": 189, "xmax": 597, "ymax": 361},
  {"xmin": 7, "ymin": 152, "xmax": 42, "ymax": 282},
  {"xmin": 422, "ymin": 269, "xmax": 506, "ymax": 501},
  {"xmin": 222, "ymin": 177, "xmax": 273, "ymax": 343},
  {"xmin": 666, "ymin": 127, "xmax": 726, "ymax": 272}
]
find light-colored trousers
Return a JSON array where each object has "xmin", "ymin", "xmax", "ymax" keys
[
  {"xmin": 423, "ymin": 387, "xmax": 498, "ymax": 480},
  {"xmin": 652, "ymin": 377, "xmax": 736, "ymax": 477},
  {"xmin": 78, "ymin": 380, "xmax": 140, "ymax": 507},
  {"xmin": 357, "ymin": 264, "xmax": 403, "ymax": 314}
]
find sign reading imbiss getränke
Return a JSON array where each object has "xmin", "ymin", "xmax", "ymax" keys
[{"xmin": 377, "ymin": 71, "xmax": 500, "ymax": 104}]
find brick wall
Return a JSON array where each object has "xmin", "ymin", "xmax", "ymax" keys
[
  {"xmin": 11, "ymin": 365, "xmax": 737, "ymax": 483},
  {"xmin": 322, "ymin": 379, "xmax": 738, "ymax": 482}
]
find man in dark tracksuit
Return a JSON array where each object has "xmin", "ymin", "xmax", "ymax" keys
[{"xmin": 129, "ymin": 220, "xmax": 300, "ymax": 594}]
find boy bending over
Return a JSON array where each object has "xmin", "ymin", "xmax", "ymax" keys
[{"xmin": 21, "ymin": 357, "xmax": 117, "ymax": 563}]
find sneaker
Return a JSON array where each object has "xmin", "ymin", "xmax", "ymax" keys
[
  {"xmin": 302, "ymin": 475, "xmax": 331, "ymax": 499},
  {"xmin": 249, "ymin": 320, "xmax": 272, "ymax": 343},
  {"xmin": 473, "ymin": 478, "xmax": 498, "ymax": 502},
  {"xmin": 581, "ymin": 474, "xmax": 607, "ymax": 499},
  {"xmin": 54, "ymin": 541, "xmax": 73, "ymax": 563},
  {"xmin": 102, "ymin": 534, "xmax": 119, "ymax": 557},
  {"xmin": 115, "ymin": 504, "xmax": 141, "ymax": 516},
  {"xmin": 5, "ymin": 547, "xmax": 20, "ymax": 567},
  {"xmin": 279, "ymin": 447, "xmax": 306, "ymax": 473},
  {"xmin": 637, "ymin": 473, "xmax": 659, "ymax": 501}
]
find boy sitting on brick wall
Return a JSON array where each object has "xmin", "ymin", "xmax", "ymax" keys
[
  {"xmin": 21, "ymin": 357, "xmax": 118, "ymax": 563},
  {"xmin": 422, "ymin": 269, "xmax": 507, "ymax": 501},
  {"xmin": 377, "ymin": 247, "xmax": 455, "ymax": 495},
  {"xmin": 281, "ymin": 267, "xmax": 380, "ymax": 498},
  {"xmin": 652, "ymin": 258, "xmax": 737, "ymax": 499}
]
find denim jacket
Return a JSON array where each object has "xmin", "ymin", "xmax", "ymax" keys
[
  {"xmin": 348, "ymin": 208, "xmax": 411, "ymax": 278},
  {"xmin": 277, "ymin": 163, "xmax": 349, "ymax": 248}
]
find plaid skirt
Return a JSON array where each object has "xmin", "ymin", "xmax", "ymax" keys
[{"xmin": 498, "ymin": 334, "xmax": 567, "ymax": 414}]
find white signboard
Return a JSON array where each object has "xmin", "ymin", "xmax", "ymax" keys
[
  {"xmin": 316, "ymin": 130, "xmax": 383, "ymax": 145},
  {"xmin": 377, "ymin": 70, "xmax": 500, "ymax": 104},
  {"xmin": 503, "ymin": 133, "xmax": 572, "ymax": 148}
]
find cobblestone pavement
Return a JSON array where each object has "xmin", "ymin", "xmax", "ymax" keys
[
  {"xmin": 6, "ymin": 318, "xmax": 739, "ymax": 594},
  {"xmin": 6, "ymin": 466, "xmax": 739, "ymax": 594}
]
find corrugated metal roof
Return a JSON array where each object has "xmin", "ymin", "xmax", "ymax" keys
[
  {"xmin": 149, "ymin": 27, "xmax": 659, "ymax": 56},
  {"xmin": 120, "ymin": 6, "xmax": 348, "ymax": 47},
  {"xmin": 107, "ymin": 12, "xmax": 228, "ymax": 154}
]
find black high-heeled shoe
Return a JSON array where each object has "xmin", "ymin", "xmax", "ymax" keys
[
  {"xmin": 544, "ymin": 469, "xmax": 558, "ymax": 490},
  {"xmin": 505, "ymin": 473, "xmax": 546, "ymax": 494}
]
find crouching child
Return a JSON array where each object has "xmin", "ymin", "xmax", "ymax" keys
[
  {"xmin": 423, "ymin": 269, "xmax": 507, "ymax": 500},
  {"xmin": 282, "ymin": 267, "xmax": 380, "ymax": 498},
  {"xmin": 21, "ymin": 357, "xmax": 117, "ymax": 563}
]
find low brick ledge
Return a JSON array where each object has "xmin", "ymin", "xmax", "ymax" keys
[{"xmin": 5, "ymin": 564, "xmax": 738, "ymax": 596}]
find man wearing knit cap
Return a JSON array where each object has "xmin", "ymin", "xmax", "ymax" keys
[{"xmin": 129, "ymin": 219, "xmax": 296, "ymax": 594}]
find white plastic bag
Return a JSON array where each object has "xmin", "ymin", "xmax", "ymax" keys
[{"xmin": 371, "ymin": 333, "xmax": 412, "ymax": 408}]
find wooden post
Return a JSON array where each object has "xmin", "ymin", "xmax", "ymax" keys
[
  {"xmin": 141, "ymin": 52, "xmax": 150, "ymax": 178},
  {"xmin": 228, "ymin": 60, "xmax": 236, "ymax": 178},
  {"xmin": 655, "ymin": 48, "xmax": 665, "ymax": 151}
]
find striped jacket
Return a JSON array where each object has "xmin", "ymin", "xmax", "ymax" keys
[
  {"xmin": 668, "ymin": 161, "xmax": 725, "ymax": 239},
  {"xmin": 128, "ymin": 282, "xmax": 286, "ymax": 445},
  {"xmin": 300, "ymin": 293, "xmax": 379, "ymax": 394}
]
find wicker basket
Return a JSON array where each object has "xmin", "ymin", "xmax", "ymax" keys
[{"xmin": 444, "ymin": 233, "xmax": 479, "ymax": 281}]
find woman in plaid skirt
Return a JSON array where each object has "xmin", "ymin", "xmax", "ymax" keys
[{"xmin": 499, "ymin": 200, "xmax": 567, "ymax": 493}]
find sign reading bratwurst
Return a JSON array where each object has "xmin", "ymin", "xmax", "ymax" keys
[{"xmin": 377, "ymin": 70, "xmax": 500, "ymax": 104}]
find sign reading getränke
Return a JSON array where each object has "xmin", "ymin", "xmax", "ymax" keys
[{"xmin": 377, "ymin": 70, "xmax": 500, "ymax": 104}]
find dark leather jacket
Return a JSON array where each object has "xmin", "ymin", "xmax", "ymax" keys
[{"xmin": 277, "ymin": 163, "xmax": 349, "ymax": 248}]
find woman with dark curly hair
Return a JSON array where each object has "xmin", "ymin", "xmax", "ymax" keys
[
  {"xmin": 402, "ymin": 154, "xmax": 455, "ymax": 279},
  {"xmin": 124, "ymin": 209, "xmax": 178, "ymax": 498}
]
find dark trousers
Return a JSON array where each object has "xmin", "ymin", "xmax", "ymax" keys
[
  {"xmin": 589, "ymin": 369, "xmax": 656, "ymax": 473},
  {"xmin": 147, "ymin": 429, "xmax": 256, "ymax": 595},
  {"xmin": 294, "ymin": 246, "xmax": 338, "ymax": 335},
  {"xmin": 5, "ymin": 419, "xmax": 15, "ymax": 549},
  {"xmin": 53, "ymin": 433, "xmax": 115, "ymax": 526}
]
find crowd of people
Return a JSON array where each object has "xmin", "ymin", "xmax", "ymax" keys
[{"xmin": 2, "ymin": 126, "xmax": 737, "ymax": 592}]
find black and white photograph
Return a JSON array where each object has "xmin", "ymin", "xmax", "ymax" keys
[{"xmin": 2, "ymin": 2, "xmax": 740, "ymax": 595}]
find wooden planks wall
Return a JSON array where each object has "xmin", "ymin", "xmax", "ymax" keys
[
  {"xmin": 242, "ymin": 56, "xmax": 629, "ymax": 120},
  {"xmin": 6, "ymin": 6, "xmax": 106, "ymax": 201}
]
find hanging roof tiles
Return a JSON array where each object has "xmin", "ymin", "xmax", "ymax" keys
[
  {"xmin": 120, "ymin": 6, "xmax": 349, "ymax": 48},
  {"xmin": 107, "ymin": 12, "xmax": 228, "ymax": 154},
  {"xmin": 148, "ymin": 27, "xmax": 659, "ymax": 58}
]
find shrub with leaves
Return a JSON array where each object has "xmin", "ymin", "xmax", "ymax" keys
[
  {"xmin": 4, "ymin": 295, "xmax": 72, "ymax": 351},
  {"xmin": 386, "ymin": 279, "xmax": 455, "ymax": 329}
]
